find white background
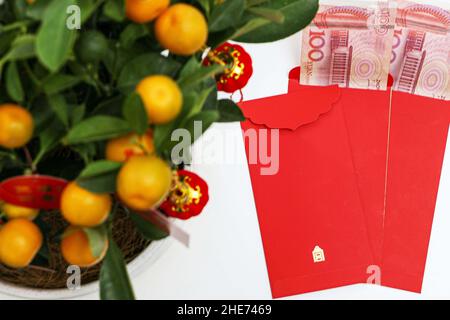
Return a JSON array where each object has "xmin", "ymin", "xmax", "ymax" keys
[{"xmin": 1, "ymin": 31, "xmax": 449, "ymax": 300}]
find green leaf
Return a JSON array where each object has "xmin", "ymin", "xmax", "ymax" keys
[
  {"xmin": 43, "ymin": 74, "xmax": 81, "ymax": 95},
  {"xmin": 5, "ymin": 62, "xmax": 24, "ymax": 103},
  {"xmin": 100, "ymin": 238, "xmax": 135, "ymax": 300},
  {"xmin": 102, "ymin": 45, "xmax": 142, "ymax": 81},
  {"xmin": 103, "ymin": 0, "xmax": 126, "ymax": 22},
  {"xmin": 77, "ymin": 160, "xmax": 122, "ymax": 193},
  {"xmin": 78, "ymin": 160, "xmax": 122, "ymax": 178},
  {"xmin": 0, "ymin": 30, "xmax": 18, "ymax": 58},
  {"xmin": 178, "ymin": 56, "xmax": 201, "ymax": 80},
  {"xmin": 48, "ymin": 94, "xmax": 70, "ymax": 127},
  {"xmin": 67, "ymin": 61, "xmax": 98, "ymax": 87},
  {"xmin": 246, "ymin": 7, "xmax": 285, "ymax": 24},
  {"xmin": 26, "ymin": 0, "xmax": 51, "ymax": 20},
  {"xmin": 217, "ymin": 99, "xmax": 245, "ymax": 122},
  {"xmin": 36, "ymin": 0, "xmax": 77, "ymax": 72},
  {"xmin": 0, "ymin": 32, "xmax": 36, "ymax": 83},
  {"xmin": 91, "ymin": 95, "xmax": 124, "ymax": 117},
  {"xmin": 120, "ymin": 24, "xmax": 149, "ymax": 49},
  {"xmin": 30, "ymin": 96, "xmax": 57, "ymax": 134},
  {"xmin": 39, "ymin": 119, "xmax": 65, "ymax": 152},
  {"xmin": 182, "ymin": 110, "xmax": 220, "ymax": 142},
  {"xmin": 131, "ymin": 213, "xmax": 169, "ymax": 240},
  {"xmin": 227, "ymin": 18, "xmax": 268, "ymax": 40},
  {"xmin": 236, "ymin": 0, "xmax": 319, "ymax": 43},
  {"xmin": 66, "ymin": 116, "xmax": 131, "ymax": 144},
  {"xmin": 77, "ymin": 0, "xmax": 100, "ymax": 23},
  {"xmin": 28, "ymin": 0, "xmax": 95, "ymax": 23},
  {"xmin": 207, "ymin": 18, "xmax": 270, "ymax": 48},
  {"xmin": 197, "ymin": 0, "xmax": 211, "ymax": 17},
  {"xmin": 200, "ymin": 78, "xmax": 219, "ymax": 111},
  {"xmin": 34, "ymin": 119, "xmax": 66, "ymax": 165},
  {"xmin": 177, "ymin": 59, "xmax": 220, "ymax": 116},
  {"xmin": 246, "ymin": 0, "xmax": 271, "ymax": 6},
  {"xmin": 153, "ymin": 121, "xmax": 178, "ymax": 156},
  {"xmin": 70, "ymin": 104, "xmax": 86, "ymax": 126},
  {"xmin": 178, "ymin": 64, "xmax": 225, "ymax": 89},
  {"xmin": 2, "ymin": 34, "xmax": 36, "ymax": 62},
  {"xmin": 77, "ymin": 174, "xmax": 118, "ymax": 193},
  {"xmin": 11, "ymin": 0, "xmax": 27, "ymax": 20},
  {"xmin": 83, "ymin": 226, "xmax": 108, "ymax": 258},
  {"xmin": 71, "ymin": 143, "xmax": 97, "ymax": 164},
  {"xmin": 157, "ymin": 110, "xmax": 219, "ymax": 157},
  {"xmin": 192, "ymin": 86, "xmax": 215, "ymax": 116},
  {"xmin": 122, "ymin": 93, "xmax": 148, "ymax": 135},
  {"xmin": 117, "ymin": 53, "xmax": 181, "ymax": 93},
  {"xmin": 209, "ymin": 0, "xmax": 245, "ymax": 32}
]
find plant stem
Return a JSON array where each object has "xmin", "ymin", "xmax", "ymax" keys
[
  {"xmin": 23, "ymin": 61, "xmax": 41, "ymax": 88},
  {"xmin": 32, "ymin": 150, "xmax": 46, "ymax": 169},
  {"xmin": 23, "ymin": 146, "xmax": 37, "ymax": 173},
  {"xmin": 23, "ymin": 62, "xmax": 42, "ymax": 107},
  {"xmin": 0, "ymin": 150, "xmax": 25, "ymax": 167},
  {"xmin": 107, "ymin": 200, "xmax": 121, "ymax": 230},
  {"xmin": 0, "ymin": 150, "xmax": 16, "ymax": 160},
  {"xmin": 0, "ymin": 20, "xmax": 28, "ymax": 32}
]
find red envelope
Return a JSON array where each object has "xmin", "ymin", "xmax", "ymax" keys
[
  {"xmin": 239, "ymin": 86, "xmax": 373, "ymax": 298},
  {"xmin": 382, "ymin": 93, "xmax": 450, "ymax": 293},
  {"xmin": 287, "ymin": 67, "xmax": 391, "ymax": 264},
  {"xmin": 290, "ymin": 66, "xmax": 450, "ymax": 292}
]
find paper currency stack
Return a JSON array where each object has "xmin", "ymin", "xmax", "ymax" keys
[{"xmin": 300, "ymin": 0, "xmax": 450, "ymax": 100}]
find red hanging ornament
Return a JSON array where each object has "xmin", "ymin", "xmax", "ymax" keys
[
  {"xmin": 203, "ymin": 42, "xmax": 253, "ymax": 93},
  {"xmin": 160, "ymin": 170, "xmax": 209, "ymax": 220},
  {"xmin": 0, "ymin": 175, "xmax": 69, "ymax": 210}
]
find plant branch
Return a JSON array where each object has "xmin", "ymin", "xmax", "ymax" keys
[
  {"xmin": 0, "ymin": 20, "xmax": 33, "ymax": 33},
  {"xmin": 23, "ymin": 146, "xmax": 37, "ymax": 173},
  {"xmin": 23, "ymin": 61, "xmax": 41, "ymax": 87}
]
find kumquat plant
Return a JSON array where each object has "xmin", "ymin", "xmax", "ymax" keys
[{"xmin": 0, "ymin": 0, "xmax": 318, "ymax": 299}]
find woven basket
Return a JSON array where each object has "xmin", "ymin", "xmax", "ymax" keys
[{"xmin": 0, "ymin": 208, "xmax": 172, "ymax": 299}]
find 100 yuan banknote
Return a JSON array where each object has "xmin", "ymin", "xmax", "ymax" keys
[
  {"xmin": 391, "ymin": 0, "xmax": 450, "ymax": 100},
  {"xmin": 300, "ymin": 0, "xmax": 396, "ymax": 91}
]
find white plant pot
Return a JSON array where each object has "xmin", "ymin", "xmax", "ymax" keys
[{"xmin": 0, "ymin": 237, "xmax": 172, "ymax": 300}]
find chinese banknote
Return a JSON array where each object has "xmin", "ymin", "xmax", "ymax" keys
[{"xmin": 300, "ymin": 0, "xmax": 450, "ymax": 100}]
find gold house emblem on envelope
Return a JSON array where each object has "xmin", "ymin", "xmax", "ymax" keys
[{"xmin": 312, "ymin": 246, "xmax": 325, "ymax": 263}]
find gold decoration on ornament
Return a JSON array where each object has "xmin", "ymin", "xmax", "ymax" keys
[
  {"xmin": 169, "ymin": 172, "xmax": 203, "ymax": 213},
  {"xmin": 207, "ymin": 45, "xmax": 246, "ymax": 85}
]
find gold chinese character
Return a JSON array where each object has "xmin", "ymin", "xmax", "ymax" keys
[{"xmin": 312, "ymin": 245, "xmax": 325, "ymax": 263}]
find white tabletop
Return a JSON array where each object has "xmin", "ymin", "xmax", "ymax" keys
[{"xmin": 1, "ymin": 32, "xmax": 449, "ymax": 300}]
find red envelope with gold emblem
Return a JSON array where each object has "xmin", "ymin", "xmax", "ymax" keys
[
  {"xmin": 239, "ymin": 85, "xmax": 373, "ymax": 298},
  {"xmin": 289, "ymin": 66, "xmax": 450, "ymax": 293},
  {"xmin": 288, "ymin": 67, "xmax": 391, "ymax": 264}
]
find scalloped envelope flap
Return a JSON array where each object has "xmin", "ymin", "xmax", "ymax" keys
[{"xmin": 240, "ymin": 74, "xmax": 340, "ymax": 131}]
